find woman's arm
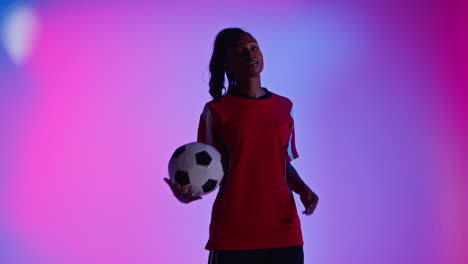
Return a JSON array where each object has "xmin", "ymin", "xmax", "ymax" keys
[
  {"xmin": 286, "ymin": 162, "xmax": 319, "ymax": 215},
  {"xmin": 286, "ymin": 162, "xmax": 310, "ymax": 195}
]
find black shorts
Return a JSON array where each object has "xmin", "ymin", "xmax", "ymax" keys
[{"xmin": 207, "ymin": 245, "xmax": 304, "ymax": 264}]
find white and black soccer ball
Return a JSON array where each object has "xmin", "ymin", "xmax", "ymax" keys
[{"xmin": 168, "ymin": 142, "xmax": 224, "ymax": 196}]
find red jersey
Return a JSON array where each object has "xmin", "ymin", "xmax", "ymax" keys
[{"xmin": 197, "ymin": 87, "xmax": 302, "ymax": 250}]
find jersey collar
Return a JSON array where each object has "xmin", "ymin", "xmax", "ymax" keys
[{"xmin": 228, "ymin": 87, "xmax": 272, "ymax": 100}]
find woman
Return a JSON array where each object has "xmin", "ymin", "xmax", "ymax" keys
[{"xmin": 164, "ymin": 28, "xmax": 318, "ymax": 264}]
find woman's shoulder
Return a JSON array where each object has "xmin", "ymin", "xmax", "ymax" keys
[
  {"xmin": 268, "ymin": 90, "xmax": 294, "ymax": 109},
  {"xmin": 200, "ymin": 95, "xmax": 229, "ymax": 115},
  {"xmin": 203, "ymin": 92, "xmax": 235, "ymax": 107}
]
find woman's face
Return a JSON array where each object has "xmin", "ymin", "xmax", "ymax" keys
[{"xmin": 224, "ymin": 34, "xmax": 264, "ymax": 81}]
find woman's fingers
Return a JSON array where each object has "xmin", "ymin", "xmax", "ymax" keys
[
  {"xmin": 177, "ymin": 185, "xmax": 186, "ymax": 199},
  {"xmin": 164, "ymin": 178, "xmax": 177, "ymax": 189},
  {"xmin": 163, "ymin": 178, "xmax": 171, "ymax": 186},
  {"xmin": 163, "ymin": 178, "xmax": 202, "ymax": 203},
  {"xmin": 306, "ymin": 202, "xmax": 317, "ymax": 215},
  {"xmin": 305, "ymin": 200, "xmax": 311, "ymax": 215},
  {"xmin": 179, "ymin": 185, "xmax": 191, "ymax": 201},
  {"xmin": 184, "ymin": 187, "xmax": 203, "ymax": 202},
  {"xmin": 164, "ymin": 178, "xmax": 177, "ymax": 193},
  {"xmin": 187, "ymin": 189, "xmax": 196, "ymax": 202},
  {"xmin": 302, "ymin": 197, "xmax": 318, "ymax": 215},
  {"xmin": 181, "ymin": 185, "xmax": 188, "ymax": 194},
  {"xmin": 190, "ymin": 196, "xmax": 203, "ymax": 202}
]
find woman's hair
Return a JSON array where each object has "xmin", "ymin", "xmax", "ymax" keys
[{"xmin": 209, "ymin": 27, "xmax": 251, "ymax": 100}]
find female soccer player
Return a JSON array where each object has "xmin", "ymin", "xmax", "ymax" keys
[{"xmin": 164, "ymin": 28, "xmax": 319, "ymax": 264}]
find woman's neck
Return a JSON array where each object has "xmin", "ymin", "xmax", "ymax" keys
[{"xmin": 233, "ymin": 77, "xmax": 264, "ymax": 98}]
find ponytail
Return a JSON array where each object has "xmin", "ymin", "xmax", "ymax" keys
[{"xmin": 208, "ymin": 28, "xmax": 250, "ymax": 100}]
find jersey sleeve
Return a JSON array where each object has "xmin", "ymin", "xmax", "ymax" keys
[
  {"xmin": 197, "ymin": 104, "xmax": 214, "ymax": 145},
  {"xmin": 197, "ymin": 104, "xmax": 229, "ymax": 178},
  {"xmin": 285, "ymin": 104, "xmax": 300, "ymax": 162}
]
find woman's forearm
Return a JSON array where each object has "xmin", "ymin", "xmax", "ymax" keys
[{"xmin": 286, "ymin": 162, "xmax": 311, "ymax": 195}]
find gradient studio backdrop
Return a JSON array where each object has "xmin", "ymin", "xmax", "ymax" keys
[{"xmin": 1, "ymin": 0, "xmax": 467, "ymax": 263}]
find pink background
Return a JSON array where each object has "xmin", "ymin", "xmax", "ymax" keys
[{"xmin": 1, "ymin": 0, "xmax": 467, "ymax": 263}]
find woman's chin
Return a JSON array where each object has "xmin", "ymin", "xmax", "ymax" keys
[{"xmin": 244, "ymin": 70, "xmax": 263, "ymax": 78}]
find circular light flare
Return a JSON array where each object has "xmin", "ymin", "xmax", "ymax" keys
[{"xmin": 2, "ymin": 4, "xmax": 39, "ymax": 65}]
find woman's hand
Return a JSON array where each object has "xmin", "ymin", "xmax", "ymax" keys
[
  {"xmin": 163, "ymin": 178, "xmax": 203, "ymax": 204},
  {"xmin": 300, "ymin": 187, "xmax": 319, "ymax": 216}
]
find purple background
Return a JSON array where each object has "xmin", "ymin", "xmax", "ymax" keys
[{"xmin": 1, "ymin": 1, "xmax": 467, "ymax": 263}]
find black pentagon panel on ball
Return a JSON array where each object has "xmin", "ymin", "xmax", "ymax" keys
[
  {"xmin": 174, "ymin": 170, "xmax": 190, "ymax": 185},
  {"xmin": 195, "ymin": 151, "xmax": 212, "ymax": 166},
  {"xmin": 171, "ymin": 145, "xmax": 186, "ymax": 159},
  {"xmin": 202, "ymin": 179, "xmax": 217, "ymax": 193}
]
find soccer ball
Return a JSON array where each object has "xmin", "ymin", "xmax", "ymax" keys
[{"xmin": 168, "ymin": 141, "xmax": 224, "ymax": 196}]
